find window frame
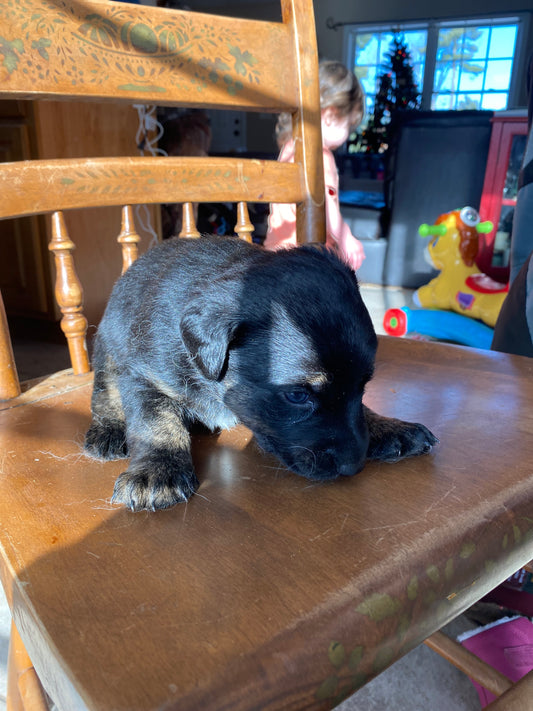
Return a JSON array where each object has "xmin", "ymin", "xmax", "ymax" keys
[{"xmin": 343, "ymin": 14, "xmax": 530, "ymax": 113}]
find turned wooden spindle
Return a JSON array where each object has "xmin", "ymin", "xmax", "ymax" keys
[
  {"xmin": 235, "ymin": 202, "xmax": 254, "ymax": 242},
  {"xmin": 0, "ymin": 290, "xmax": 20, "ymax": 399},
  {"xmin": 179, "ymin": 202, "xmax": 200, "ymax": 238},
  {"xmin": 48, "ymin": 211, "xmax": 90, "ymax": 375},
  {"xmin": 117, "ymin": 205, "xmax": 141, "ymax": 273}
]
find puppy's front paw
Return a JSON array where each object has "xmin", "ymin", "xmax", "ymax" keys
[
  {"xmin": 85, "ymin": 420, "xmax": 128, "ymax": 460},
  {"xmin": 111, "ymin": 450, "xmax": 199, "ymax": 511},
  {"xmin": 367, "ymin": 414, "xmax": 438, "ymax": 462}
]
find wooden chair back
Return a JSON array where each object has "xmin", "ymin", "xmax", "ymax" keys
[{"xmin": 0, "ymin": 0, "xmax": 325, "ymax": 399}]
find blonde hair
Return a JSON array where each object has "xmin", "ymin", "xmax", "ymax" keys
[{"xmin": 275, "ymin": 60, "xmax": 364, "ymax": 147}]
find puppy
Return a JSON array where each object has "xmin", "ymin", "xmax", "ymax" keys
[{"xmin": 85, "ymin": 235, "xmax": 437, "ymax": 511}]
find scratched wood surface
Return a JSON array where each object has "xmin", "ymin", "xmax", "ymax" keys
[{"xmin": 0, "ymin": 338, "xmax": 532, "ymax": 710}]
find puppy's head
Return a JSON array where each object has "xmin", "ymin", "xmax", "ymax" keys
[{"xmin": 182, "ymin": 245, "xmax": 377, "ymax": 481}]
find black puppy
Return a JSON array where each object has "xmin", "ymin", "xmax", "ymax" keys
[{"xmin": 85, "ymin": 235, "xmax": 437, "ymax": 511}]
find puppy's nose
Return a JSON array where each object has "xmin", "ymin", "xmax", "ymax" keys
[
  {"xmin": 320, "ymin": 448, "xmax": 366, "ymax": 478},
  {"xmin": 338, "ymin": 461, "xmax": 364, "ymax": 477}
]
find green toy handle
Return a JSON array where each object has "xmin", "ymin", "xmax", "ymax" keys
[
  {"xmin": 418, "ymin": 223, "xmax": 447, "ymax": 237},
  {"xmin": 419, "ymin": 220, "xmax": 493, "ymax": 237},
  {"xmin": 476, "ymin": 221, "xmax": 493, "ymax": 234}
]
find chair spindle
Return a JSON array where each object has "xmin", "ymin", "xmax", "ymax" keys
[
  {"xmin": 179, "ymin": 203, "xmax": 200, "ymax": 238},
  {"xmin": 117, "ymin": 205, "xmax": 141, "ymax": 274},
  {"xmin": 0, "ymin": 291, "xmax": 20, "ymax": 399},
  {"xmin": 48, "ymin": 212, "xmax": 90, "ymax": 375},
  {"xmin": 8, "ymin": 621, "xmax": 49, "ymax": 711},
  {"xmin": 235, "ymin": 202, "xmax": 254, "ymax": 243}
]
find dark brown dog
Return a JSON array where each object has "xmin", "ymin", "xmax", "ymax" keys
[{"xmin": 85, "ymin": 235, "xmax": 437, "ymax": 510}]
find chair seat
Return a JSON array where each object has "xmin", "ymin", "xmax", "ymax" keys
[{"xmin": 1, "ymin": 336, "xmax": 532, "ymax": 710}]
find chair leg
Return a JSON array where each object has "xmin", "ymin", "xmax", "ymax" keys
[
  {"xmin": 7, "ymin": 620, "xmax": 49, "ymax": 711},
  {"xmin": 485, "ymin": 668, "xmax": 533, "ymax": 710},
  {"xmin": 424, "ymin": 630, "xmax": 513, "ymax": 696}
]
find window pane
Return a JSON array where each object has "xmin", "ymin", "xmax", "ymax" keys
[
  {"xmin": 354, "ymin": 65, "xmax": 370, "ymax": 83},
  {"xmin": 356, "ymin": 65, "xmax": 378, "ymax": 96},
  {"xmin": 469, "ymin": 27, "xmax": 490, "ymax": 58},
  {"xmin": 462, "ymin": 27, "xmax": 486, "ymax": 60},
  {"xmin": 403, "ymin": 30, "xmax": 427, "ymax": 64},
  {"xmin": 437, "ymin": 27, "xmax": 466, "ymax": 62},
  {"xmin": 434, "ymin": 60, "xmax": 460, "ymax": 92},
  {"xmin": 437, "ymin": 27, "xmax": 488, "ymax": 66},
  {"xmin": 378, "ymin": 33, "xmax": 395, "ymax": 64},
  {"xmin": 457, "ymin": 93, "xmax": 481, "ymax": 109},
  {"xmin": 458, "ymin": 61, "xmax": 485, "ymax": 91},
  {"xmin": 432, "ymin": 93, "xmax": 454, "ymax": 110},
  {"xmin": 356, "ymin": 34, "xmax": 378, "ymax": 64},
  {"xmin": 412, "ymin": 62, "xmax": 425, "ymax": 90},
  {"xmin": 481, "ymin": 92, "xmax": 509, "ymax": 110},
  {"xmin": 488, "ymin": 25, "xmax": 518, "ymax": 59},
  {"xmin": 365, "ymin": 96, "xmax": 375, "ymax": 115},
  {"xmin": 484, "ymin": 59, "xmax": 513, "ymax": 91},
  {"xmin": 358, "ymin": 96, "xmax": 375, "ymax": 130}
]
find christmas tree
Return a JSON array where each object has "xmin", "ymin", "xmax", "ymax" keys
[{"xmin": 360, "ymin": 33, "xmax": 420, "ymax": 153}]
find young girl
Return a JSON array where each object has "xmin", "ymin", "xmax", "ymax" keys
[{"xmin": 264, "ymin": 60, "xmax": 366, "ymax": 271}]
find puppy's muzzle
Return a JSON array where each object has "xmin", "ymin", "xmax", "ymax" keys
[
  {"xmin": 288, "ymin": 447, "xmax": 367, "ymax": 481},
  {"xmin": 336, "ymin": 460, "xmax": 365, "ymax": 477}
]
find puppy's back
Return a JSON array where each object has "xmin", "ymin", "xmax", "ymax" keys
[{"xmin": 106, "ymin": 235, "xmax": 255, "ymax": 315}]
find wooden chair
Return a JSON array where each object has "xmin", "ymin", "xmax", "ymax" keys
[{"xmin": 1, "ymin": 2, "xmax": 533, "ymax": 710}]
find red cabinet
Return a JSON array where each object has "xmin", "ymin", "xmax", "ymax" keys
[{"xmin": 477, "ymin": 110, "xmax": 528, "ymax": 284}]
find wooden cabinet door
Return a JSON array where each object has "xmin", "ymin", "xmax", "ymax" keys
[
  {"xmin": 0, "ymin": 120, "xmax": 53, "ymax": 317},
  {"xmin": 0, "ymin": 100, "xmax": 160, "ymax": 325}
]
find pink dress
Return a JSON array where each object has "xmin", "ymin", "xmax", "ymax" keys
[{"xmin": 264, "ymin": 140, "xmax": 365, "ymax": 270}]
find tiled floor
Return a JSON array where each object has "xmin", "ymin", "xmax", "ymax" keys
[{"xmin": 0, "ymin": 284, "xmax": 484, "ymax": 710}]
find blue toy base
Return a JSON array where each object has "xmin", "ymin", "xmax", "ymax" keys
[{"xmin": 384, "ymin": 306, "xmax": 494, "ymax": 350}]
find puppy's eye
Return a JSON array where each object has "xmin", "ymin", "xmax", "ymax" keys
[{"xmin": 284, "ymin": 390, "xmax": 310, "ymax": 405}]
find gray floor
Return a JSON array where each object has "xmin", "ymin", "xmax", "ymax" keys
[
  {"xmin": 0, "ymin": 284, "xmax": 483, "ymax": 710},
  {"xmin": 339, "ymin": 618, "xmax": 481, "ymax": 710}
]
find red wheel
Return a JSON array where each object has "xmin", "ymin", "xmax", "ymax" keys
[{"xmin": 383, "ymin": 308, "xmax": 407, "ymax": 337}]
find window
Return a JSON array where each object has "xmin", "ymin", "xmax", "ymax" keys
[
  {"xmin": 432, "ymin": 20, "xmax": 518, "ymax": 110},
  {"xmin": 344, "ymin": 16, "xmax": 525, "ymax": 118},
  {"xmin": 349, "ymin": 27, "xmax": 427, "ymax": 119}
]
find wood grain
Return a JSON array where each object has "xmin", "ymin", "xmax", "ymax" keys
[
  {"xmin": 117, "ymin": 206, "xmax": 141, "ymax": 274},
  {"xmin": 0, "ymin": 0, "xmax": 297, "ymax": 111},
  {"xmin": 0, "ymin": 339, "xmax": 532, "ymax": 710},
  {"xmin": 0, "ymin": 291, "xmax": 20, "ymax": 399},
  {"xmin": 0, "ymin": 156, "xmax": 304, "ymax": 220},
  {"xmin": 424, "ymin": 631, "xmax": 512, "ymax": 697},
  {"xmin": 48, "ymin": 212, "xmax": 89, "ymax": 375}
]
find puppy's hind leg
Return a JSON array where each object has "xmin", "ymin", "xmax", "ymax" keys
[
  {"xmin": 364, "ymin": 405, "xmax": 439, "ymax": 462},
  {"xmin": 84, "ymin": 339, "xmax": 128, "ymax": 460},
  {"xmin": 112, "ymin": 377, "xmax": 199, "ymax": 511}
]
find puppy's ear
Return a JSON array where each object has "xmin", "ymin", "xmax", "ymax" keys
[{"xmin": 180, "ymin": 299, "xmax": 238, "ymax": 381}]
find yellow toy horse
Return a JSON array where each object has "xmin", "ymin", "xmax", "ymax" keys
[{"xmin": 414, "ymin": 206, "xmax": 508, "ymax": 328}]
